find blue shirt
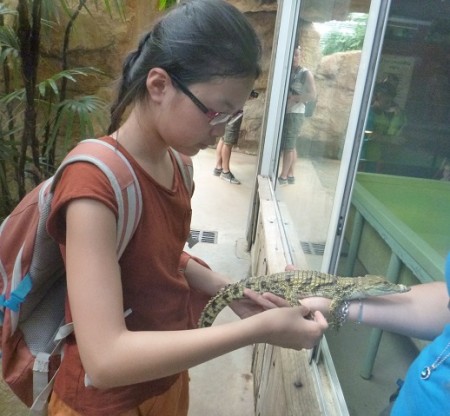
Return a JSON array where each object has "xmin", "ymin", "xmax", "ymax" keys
[
  {"xmin": 392, "ymin": 324, "xmax": 450, "ymax": 415},
  {"xmin": 393, "ymin": 253, "xmax": 450, "ymax": 415}
]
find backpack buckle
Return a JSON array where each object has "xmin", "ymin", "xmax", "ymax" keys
[{"xmin": 4, "ymin": 274, "xmax": 32, "ymax": 312}]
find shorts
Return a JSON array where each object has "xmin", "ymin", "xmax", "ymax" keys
[
  {"xmin": 48, "ymin": 371, "xmax": 189, "ymax": 416},
  {"xmin": 280, "ymin": 113, "xmax": 304, "ymax": 151},
  {"xmin": 223, "ymin": 116, "xmax": 243, "ymax": 146}
]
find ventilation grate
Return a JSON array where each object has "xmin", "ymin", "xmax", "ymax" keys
[
  {"xmin": 190, "ymin": 229, "xmax": 218, "ymax": 244},
  {"xmin": 300, "ymin": 241, "xmax": 325, "ymax": 256}
]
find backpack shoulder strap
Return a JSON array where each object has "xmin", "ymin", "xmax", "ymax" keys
[
  {"xmin": 171, "ymin": 149, "xmax": 194, "ymax": 196},
  {"xmin": 0, "ymin": 139, "xmax": 142, "ymax": 319},
  {"xmin": 54, "ymin": 139, "xmax": 142, "ymax": 257}
]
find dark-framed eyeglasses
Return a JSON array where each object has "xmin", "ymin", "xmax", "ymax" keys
[{"xmin": 169, "ymin": 74, "xmax": 244, "ymax": 126}]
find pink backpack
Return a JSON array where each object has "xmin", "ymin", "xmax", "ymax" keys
[{"xmin": 0, "ymin": 139, "xmax": 193, "ymax": 414}]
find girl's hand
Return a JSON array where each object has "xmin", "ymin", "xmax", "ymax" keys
[
  {"xmin": 240, "ymin": 288, "xmax": 328, "ymax": 350},
  {"xmin": 300, "ymin": 297, "xmax": 332, "ymax": 317},
  {"xmin": 228, "ymin": 288, "xmax": 281, "ymax": 320},
  {"xmin": 229, "ymin": 265, "xmax": 328, "ymax": 350},
  {"xmin": 256, "ymin": 305, "xmax": 328, "ymax": 350},
  {"xmin": 257, "ymin": 291, "xmax": 332, "ymax": 322},
  {"xmin": 278, "ymin": 264, "xmax": 331, "ymax": 318},
  {"xmin": 230, "ymin": 263, "xmax": 297, "ymax": 317}
]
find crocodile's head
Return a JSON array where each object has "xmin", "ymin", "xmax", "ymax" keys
[{"xmin": 344, "ymin": 275, "xmax": 410, "ymax": 299}]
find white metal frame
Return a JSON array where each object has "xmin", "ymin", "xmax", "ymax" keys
[
  {"xmin": 258, "ymin": 0, "xmax": 301, "ymax": 179},
  {"xmin": 324, "ymin": 0, "xmax": 391, "ymax": 273}
]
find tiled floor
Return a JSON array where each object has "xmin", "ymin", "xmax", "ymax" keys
[{"xmin": 187, "ymin": 148, "xmax": 257, "ymax": 415}]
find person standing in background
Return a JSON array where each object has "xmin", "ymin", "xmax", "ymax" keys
[
  {"xmin": 278, "ymin": 46, "xmax": 316, "ymax": 186},
  {"xmin": 361, "ymin": 81, "xmax": 406, "ymax": 173},
  {"xmin": 214, "ymin": 90, "xmax": 258, "ymax": 185},
  {"xmin": 214, "ymin": 113, "xmax": 244, "ymax": 184}
]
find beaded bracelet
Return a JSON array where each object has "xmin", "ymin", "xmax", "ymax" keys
[{"xmin": 336, "ymin": 300, "xmax": 350, "ymax": 327}]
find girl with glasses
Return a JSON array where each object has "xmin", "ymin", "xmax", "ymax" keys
[{"xmin": 47, "ymin": 1, "xmax": 328, "ymax": 415}]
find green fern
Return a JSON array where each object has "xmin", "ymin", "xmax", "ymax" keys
[
  {"xmin": 320, "ymin": 13, "xmax": 368, "ymax": 56},
  {"xmin": 0, "ymin": 0, "xmax": 126, "ymax": 210},
  {"xmin": 159, "ymin": 0, "xmax": 178, "ymax": 11}
]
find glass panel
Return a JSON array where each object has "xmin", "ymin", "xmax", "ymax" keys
[
  {"xmin": 359, "ymin": 7, "xmax": 450, "ymax": 178},
  {"xmin": 275, "ymin": 0, "xmax": 372, "ymax": 270},
  {"xmin": 330, "ymin": 0, "xmax": 450, "ymax": 414}
]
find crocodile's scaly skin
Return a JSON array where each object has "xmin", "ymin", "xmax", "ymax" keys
[{"xmin": 198, "ymin": 270, "xmax": 410, "ymax": 328}]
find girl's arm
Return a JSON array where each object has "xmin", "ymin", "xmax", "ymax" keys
[
  {"xmin": 184, "ymin": 258, "xmax": 287, "ymax": 319},
  {"xmin": 65, "ymin": 199, "xmax": 328, "ymax": 390},
  {"xmin": 183, "ymin": 256, "xmax": 230, "ymax": 296}
]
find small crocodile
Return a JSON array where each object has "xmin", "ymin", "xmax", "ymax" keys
[{"xmin": 198, "ymin": 270, "xmax": 410, "ymax": 328}]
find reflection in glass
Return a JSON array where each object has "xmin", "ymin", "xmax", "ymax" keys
[
  {"xmin": 360, "ymin": 79, "xmax": 407, "ymax": 173},
  {"xmin": 359, "ymin": 15, "xmax": 450, "ymax": 178},
  {"xmin": 278, "ymin": 46, "xmax": 317, "ymax": 186},
  {"xmin": 275, "ymin": 3, "xmax": 368, "ymax": 271}
]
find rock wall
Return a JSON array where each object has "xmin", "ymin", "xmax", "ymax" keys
[
  {"xmin": 237, "ymin": 0, "xmax": 363, "ymax": 157},
  {"xmin": 303, "ymin": 50, "xmax": 362, "ymax": 159},
  {"xmin": 14, "ymin": 0, "xmax": 360, "ymax": 157}
]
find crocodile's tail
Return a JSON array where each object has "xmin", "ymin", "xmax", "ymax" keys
[{"xmin": 198, "ymin": 283, "xmax": 245, "ymax": 327}]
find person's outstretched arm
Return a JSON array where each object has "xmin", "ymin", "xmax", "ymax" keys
[{"xmin": 265, "ymin": 281, "xmax": 449, "ymax": 341}]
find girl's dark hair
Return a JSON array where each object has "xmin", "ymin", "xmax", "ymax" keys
[{"xmin": 108, "ymin": 0, "xmax": 262, "ymax": 133}]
